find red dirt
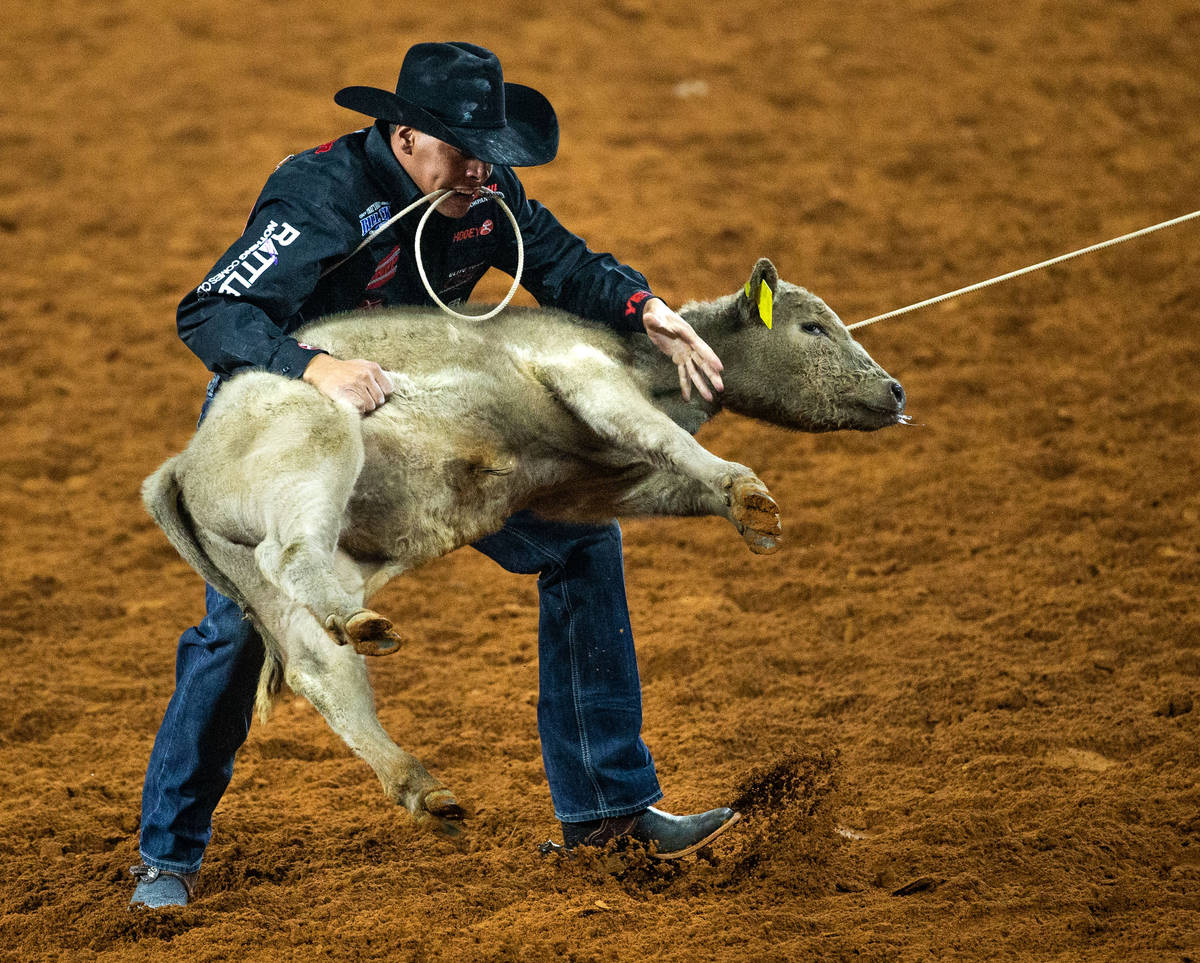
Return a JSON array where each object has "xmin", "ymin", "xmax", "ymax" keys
[{"xmin": 3, "ymin": 1, "xmax": 1199, "ymax": 959}]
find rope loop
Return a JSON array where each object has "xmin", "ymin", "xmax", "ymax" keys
[
  {"xmin": 319, "ymin": 186, "xmax": 524, "ymax": 323},
  {"xmin": 414, "ymin": 187, "xmax": 524, "ymax": 321}
]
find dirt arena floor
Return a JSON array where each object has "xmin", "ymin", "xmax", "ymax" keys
[{"xmin": 2, "ymin": 0, "xmax": 1199, "ymax": 959}]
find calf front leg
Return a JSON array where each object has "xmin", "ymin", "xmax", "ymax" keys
[
  {"xmin": 535, "ymin": 360, "xmax": 781, "ymax": 552},
  {"xmin": 614, "ymin": 467, "xmax": 781, "ymax": 554}
]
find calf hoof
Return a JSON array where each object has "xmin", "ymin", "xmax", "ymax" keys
[
  {"xmin": 423, "ymin": 788, "xmax": 466, "ymax": 821},
  {"xmin": 418, "ymin": 788, "xmax": 467, "ymax": 837},
  {"xmin": 423, "ymin": 788, "xmax": 464, "ymax": 818},
  {"xmin": 730, "ymin": 476, "xmax": 782, "ymax": 555},
  {"xmin": 325, "ymin": 610, "xmax": 403, "ymax": 656},
  {"xmin": 346, "ymin": 610, "xmax": 403, "ymax": 656}
]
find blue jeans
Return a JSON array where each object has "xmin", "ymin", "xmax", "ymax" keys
[
  {"xmin": 473, "ymin": 512, "xmax": 661, "ymax": 822},
  {"xmin": 139, "ymin": 583, "xmax": 263, "ymax": 873},
  {"xmin": 139, "ymin": 504, "xmax": 661, "ymax": 872}
]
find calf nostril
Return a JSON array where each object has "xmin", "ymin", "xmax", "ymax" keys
[{"xmin": 889, "ymin": 381, "xmax": 905, "ymax": 407}]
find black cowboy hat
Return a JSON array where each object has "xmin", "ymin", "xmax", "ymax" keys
[{"xmin": 334, "ymin": 42, "xmax": 559, "ymax": 167}]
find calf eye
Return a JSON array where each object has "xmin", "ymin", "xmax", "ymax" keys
[{"xmin": 801, "ymin": 322, "xmax": 829, "ymax": 338}]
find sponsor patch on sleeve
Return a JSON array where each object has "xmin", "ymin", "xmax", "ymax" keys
[
  {"xmin": 196, "ymin": 221, "xmax": 301, "ymax": 298},
  {"xmin": 624, "ymin": 289, "xmax": 652, "ymax": 317}
]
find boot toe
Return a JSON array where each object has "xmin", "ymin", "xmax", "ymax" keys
[
  {"xmin": 558, "ymin": 804, "xmax": 741, "ymax": 860},
  {"xmin": 632, "ymin": 806, "xmax": 740, "ymax": 858},
  {"xmin": 128, "ymin": 865, "xmax": 197, "ymax": 908}
]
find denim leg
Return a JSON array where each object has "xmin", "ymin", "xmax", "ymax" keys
[
  {"xmin": 473, "ymin": 512, "xmax": 661, "ymax": 821},
  {"xmin": 138, "ymin": 584, "xmax": 263, "ymax": 873}
]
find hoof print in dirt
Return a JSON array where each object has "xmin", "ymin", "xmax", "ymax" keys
[{"xmin": 891, "ymin": 875, "xmax": 943, "ymax": 897}]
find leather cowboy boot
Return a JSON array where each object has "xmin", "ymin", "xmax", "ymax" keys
[
  {"xmin": 558, "ymin": 805, "xmax": 741, "ymax": 859},
  {"xmin": 129, "ymin": 864, "xmax": 199, "ymax": 908}
]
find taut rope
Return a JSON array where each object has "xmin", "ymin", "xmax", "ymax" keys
[{"xmin": 848, "ymin": 209, "xmax": 1200, "ymax": 331}]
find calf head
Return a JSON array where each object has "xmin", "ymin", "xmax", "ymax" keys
[{"xmin": 709, "ymin": 258, "xmax": 907, "ymax": 433}]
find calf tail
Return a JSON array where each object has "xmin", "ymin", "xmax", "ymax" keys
[
  {"xmin": 142, "ymin": 456, "xmax": 285, "ymax": 723},
  {"xmin": 254, "ymin": 650, "xmax": 285, "ymax": 724},
  {"xmin": 142, "ymin": 457, "xmax": 246, "ymax": 608}
]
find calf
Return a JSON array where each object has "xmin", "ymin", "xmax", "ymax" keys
[{"xmin": 143, "ymin": 258, "xmax": 906, "ymax": 831}]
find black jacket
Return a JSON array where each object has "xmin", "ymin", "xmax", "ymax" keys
[{"xmin": 177, "ymin": 121, "xmax": 656, "ymax": 379}]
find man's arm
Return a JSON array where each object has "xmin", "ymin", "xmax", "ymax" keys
[
  {"xmin": 301, "ymin": 354, "xmax": 393, "ymax": 412},
  {"xmin": 177, "ymin": 195, "xmax": 392, "ymax": 412},
  {"xmin": 176, "ymin": 202, "xmax": 333, "ymax": 378},
  {"xmin": 491, "ymin": 172, "xmax": 723, "ymax": 399},
  {"xmin": 495, "ymin": 183, "xmax": 654, "ymax": 332}
]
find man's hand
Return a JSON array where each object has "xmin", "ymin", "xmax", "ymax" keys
[
  {"xmin": 302, "ymin": 353, "xmax": 394, "ymax": 413},
  {"xmin": 642, "ymin": 297, "xmax": 725, "ymax": 402}
]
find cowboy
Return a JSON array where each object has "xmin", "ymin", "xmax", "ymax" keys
[{"xmin": 131, "ymin": 42, "xmax": 740, "ymax": 908}]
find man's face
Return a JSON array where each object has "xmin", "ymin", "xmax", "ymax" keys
[{"xmin": 391, "ymin": 127, "xmax": 493, "ymax": 220}]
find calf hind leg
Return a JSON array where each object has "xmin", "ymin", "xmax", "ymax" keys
[
  {"xmin": 252, "ymin": 478, "xmax": 403, "ymax": 657},
  {"xmin": 216, "ymin": 547, "xmax": 464, "ymax": 831},
  {"xmin": 279, "ymin": 613, "xmax": 464, "ymax": 831}
]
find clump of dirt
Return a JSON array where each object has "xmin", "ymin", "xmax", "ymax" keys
[
  {"xmin": 718, "ymin": 744, "xmax": 843, "ymax": 893},
  {"xmin": 547, "ymin": 839, "xmax": 693, "ymax": 894},
  {"xmin": 730, "ymin": 744, "xmax": 841, "ymax": 820}
]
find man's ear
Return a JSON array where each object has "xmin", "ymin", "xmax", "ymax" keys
[
  {"xmin": 392, "ymin": 125, "xmax": 417, "ymax": 155},
  {"xmin": 740, "ymin": 257, "xmax": 780, "ymax": 329}
]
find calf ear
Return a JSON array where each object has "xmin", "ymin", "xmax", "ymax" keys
[{"xmin": 740, "ymin": 258, "xmax": 780, "ymax": 329}]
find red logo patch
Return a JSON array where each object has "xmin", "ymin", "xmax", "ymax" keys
[
  {"xmin": 624, "ymin": 290, "xmax": 651, "ymax": 317},
  {"xmin": 366, "ymin": 245, "xmax": 401, "ymax": 291},
  {"xmin": 314, "ymin": 141, "xmax": 334, "ymax": 154},
  {"xmin": 479, "ymin": 219, "xmax": 494, "ymax": 236}
]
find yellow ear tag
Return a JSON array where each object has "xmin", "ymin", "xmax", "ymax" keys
[{"xmin": 745, "ymin": 281, "xmax": 773, "ymax": 329}]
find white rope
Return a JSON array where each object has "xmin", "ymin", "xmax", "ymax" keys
[
  {"xmin": 848, "ymin": 209, "xmax": 1200, "ymax": 331},
  {"xmin": 319, "ymin": 185, "xmax": 524, "ymax": 322},
  {"xmin": 414, "ymin": 186, "xmax": 524, "ymax": 321}
]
